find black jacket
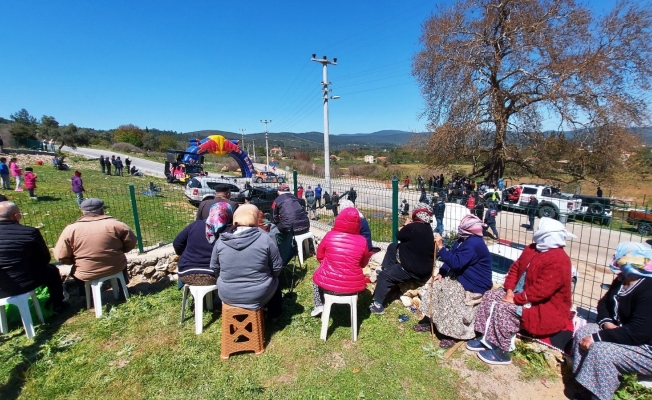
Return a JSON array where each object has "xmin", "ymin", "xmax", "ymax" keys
[
  {"xmin": 434, "ymin": 201, "xmax": 445, "ymax": 219},
  {"xmin": 173, "ymin": 220, "xmax": 218, "ymax": 277},
  {"xmin": 272, "ymin": 193, "xmax": 310, "ymax": 233},
  {"xmin": 526, "ymin": 198, "xmax": 539, "ymax": 216},
  {"xmin": 397, "ymin": 222, "xmax": 435, "ymax": 279},
  {"xmin": 347, "ymin": 190, "xmax": 357, "ymax": 202},
  {"xmin": 0, "ymin": 220, "xmax": 51, "ymax": 297},
  {"xmin": 593, "ymin": 276, "xmax": 652, "ymax": 347}
]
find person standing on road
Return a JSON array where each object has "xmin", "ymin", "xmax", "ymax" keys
[
  {"xmin": 297, "ymin": 185, "xmax": 304, "ymax": 202},
  {"xmin": 526, "ymin": 195, "xmax": 539, "ymax": 231},
  {"xmin": 315, "ymin": 184, "xmax": 323, "ymax": 208},
  {"xmin": 434, "ymin": 195, "xmax": 445, "ymax": 234},
  {"xmin": 347, "ymin": 186, "xmax": 357, "ymax": 205},
  {"xmin": 483, "ymin": 205, "xmax": 499, "ymax": 240},
  {"xmin": 99, "ymin": 155, "xmax": 106, "ymax": 174},
  {"xmin": 125, "ymin": 157, "xmax": 131, "ymax": 172}
]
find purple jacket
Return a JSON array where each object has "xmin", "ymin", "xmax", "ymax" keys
[{"xmin": 71, "ymin": 176, "xmax": 84, "ymax": 193}]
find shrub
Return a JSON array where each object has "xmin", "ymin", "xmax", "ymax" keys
[{"xmin": 111, "ymin": 142, "xmax": 143, "ymax": 154}]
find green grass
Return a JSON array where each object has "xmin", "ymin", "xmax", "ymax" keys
[
  {"xmin": 511, "ymin": 341, "xmax": 559, "ymax": 381},
  {"xmin": 0, "ymin": 258, "xmax": 464, "ymax": 399}
]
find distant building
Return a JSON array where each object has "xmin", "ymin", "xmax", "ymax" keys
[
  {"xmin": 364, "ymin": 155, "xmax": 375, "ymax": 163},
  {"xmin": 376, "ymin": 156, "xmax": 388, "ymax": 163},
  {"xmin": 270, "ymin": 147, "xmax": 283, "ymax": 157}
]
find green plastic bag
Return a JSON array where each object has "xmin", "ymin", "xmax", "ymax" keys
[{"xmin": 4, "ymin": 286, "xmax": 55, "ymax": 324}]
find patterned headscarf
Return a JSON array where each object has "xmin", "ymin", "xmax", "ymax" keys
[
  {"xmin": 412, "ymin": 202, "xmax": 433, "ymax": 224},
  {"xmin": 205, "ymin": 202, "xmax": 234, "ymax": 243},
  {"xmin": 610, "ymin": 242, "xmax": 652, "ymax": 279},
  {"xmin": 458, "ymin": 214, "xmax": 483, "ymax": 237}
]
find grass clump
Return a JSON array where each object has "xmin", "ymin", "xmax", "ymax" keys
[{"xmin": 511, "ymin": 341, "xmax": 558, "ymax": 381}]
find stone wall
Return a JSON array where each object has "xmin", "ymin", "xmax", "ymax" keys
[{"xmin": 127, "ymin": 252, "xmax": 179, "ymax": 282}]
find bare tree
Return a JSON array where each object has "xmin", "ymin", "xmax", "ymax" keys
[{"xmin": 412, "ymin": 0, "xmax": 652, "ymax": 184}]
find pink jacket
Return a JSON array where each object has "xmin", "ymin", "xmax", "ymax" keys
[
  {"xmin": 24, "ymin": 172, "xmax": 37, "ymax": 189},
  {"xmin": 9, "ymin": 162, "xmax": 22, "ymax": 177},
  {"xmin": 313, "ymin": 208, "xmax": 371, "ymax": 294}
]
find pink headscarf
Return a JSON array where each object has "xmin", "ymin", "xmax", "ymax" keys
[{"xmin": 458, "ymin": 214, "xmax": 483, "ymax": 238}]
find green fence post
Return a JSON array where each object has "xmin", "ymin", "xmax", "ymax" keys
[
  {"xmin": 128, "ymin": 184, "xmax": 144, "ymax": 253},
  {"xmin": 293, "ymin": 169, "xmax": 298, "ymax": 196},
  {"xmin": 392, "ymin": 176, "xmax": 399, "ymax": 243}
]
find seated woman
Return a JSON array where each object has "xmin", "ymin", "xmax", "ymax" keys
[
  {"xmin": 573, "ymin": 242, "xmax": 652, "ymax": 400},
  {"xmin": 370, "ymin": 203, "xmax": 434, "ymax": 314},
  {"xmin": 211, "ymin": 204, "xmax": 284, "ymax": 321},
  {"xmin": 174, "ymin": 202, "xmax": 233, "ymax": 286},
  {"xmin": 469, "ymin": 217, "xmax": 575, "ymax": 365},
  {"xmin": 416, "ymin": 214, "xmax": 492, "ymax": 348},
  {"xmin": 339, "ymin": 200, "xmax": 373, "ymax": 251},
  {"xmin": 311, "ymin": 207, "xmax": 372, "ymax": 316}
]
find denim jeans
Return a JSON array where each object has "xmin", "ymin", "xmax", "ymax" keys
[
  {"xmin": 0, "ymin": 174, "xmax": 9, "ymax": 189},
  {"xmin": 435, "ymin": 218, "xmax": 444, "ymax": 234},
  {"xmin": 75, "ymin": 192, "xmax": 83, "ymax": 205}
]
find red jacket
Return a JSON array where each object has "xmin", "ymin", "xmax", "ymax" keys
[
  {"xmin": 504, "ymin": 244, "xmax": 572, "ymax": 336},
  {"xmin": 24, "ymin": 172, "xmax": 37, "ymax": 189},
  {"xmin": 313, "ymin": 208, "xmax": 371, "ymax": 294}
]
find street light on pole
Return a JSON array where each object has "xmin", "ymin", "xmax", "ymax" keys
[
  {"xmin": 311, "ymin": 54, "xmax": 337, "ymax": 194},
  {"xmin": 260, "ymin": 120, "xmax": 271, "ymax": 171}
]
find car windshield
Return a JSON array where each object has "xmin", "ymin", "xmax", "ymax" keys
[{"xmin": 187, "ymin": 178, "xmax": 202, "ymax": 188}]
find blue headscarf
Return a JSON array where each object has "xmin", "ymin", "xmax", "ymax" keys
[{"xmin": 610, "ymin": 242, "xmax": 652, "ymax": 279}]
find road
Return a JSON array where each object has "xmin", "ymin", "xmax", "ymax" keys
[{"xmin": 62, "ymin": 146, "xmax": 167, "ymax": 177}]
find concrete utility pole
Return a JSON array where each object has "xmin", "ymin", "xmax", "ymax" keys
[
  {"xmin": 311, "ymin": 54, "xmax": 337, "ymax": 194},
  {"xmin": 260, "ymin": 120, "xmax": 271, "ymax": 170},
  {"xmin": 239, "ymin": 128, "xmax": 246, "ymax": 149},
  {"xmin": 252, "ymin": 140, "xmax": 256, "ymax": 162}
]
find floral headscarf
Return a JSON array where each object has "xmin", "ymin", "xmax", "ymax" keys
[
  {"xmin": 458, "ymin": 214, "xmax": 483, "ymax": 238},
  {"xmin": 610, "ymin": 242, "xmax": 652, "ymax": 279},
  {"xmin": 412, "ymin": 202, "xmax": 433, "ymax": 224},
  {"xmin": 205, "ymin": 202, "xmax": 234, "ymax": 243}
]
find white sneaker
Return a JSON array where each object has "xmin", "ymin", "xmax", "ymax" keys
[{"xmin": 310, "ymin": 306, "xmax": 323, "ymax": 317}]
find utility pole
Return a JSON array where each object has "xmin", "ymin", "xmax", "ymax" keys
[
  {"xmin": 311, "ymin": 54, "xmax": 337, "ymax": 194},
  {"xmin": 239, "ymin": 128, "xmax": 246, "ymax": 149},
  {"xmin": 252, "ymin": 140, "xmax": 256, "ymax": 161},
  {"xmin": 260, "ymin": 119, "xmax": 271, "ymax": 171}
]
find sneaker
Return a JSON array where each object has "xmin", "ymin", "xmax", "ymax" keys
[
  {"xmin": 369, "ymin": 303, "xmax": 385, "ymax": 315},
  {"xmin": 15, "ymin": 188, "xmax": 23, "ymax": 191},
  {"xmin": 466, "ymin": 339, "xmax": 487, "ymax": 352},
  {"xmin": 310, "ymin": 306, "xmax": 323, "ymax": 317},
  {"xmin": 477, "ymin": 348, "xmax": 512, "ymax": 365}
]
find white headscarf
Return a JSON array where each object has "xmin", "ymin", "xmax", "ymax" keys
[
  {"xmin": 532, "ymin": 217, "xmax": 577, "ymax": 252},
  {"xmin": 339, "ymin": 199, "xmax": 363, "ymax": 218}
]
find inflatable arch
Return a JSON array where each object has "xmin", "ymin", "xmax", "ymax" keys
[{"xmin": 182, "ymin": 135, "xmax": 256, "ymax": 178}]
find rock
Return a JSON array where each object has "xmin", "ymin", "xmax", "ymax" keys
[
  {"xmin": 168, "ymin": 274, "xmax": 178, "ymax": 281},
  {"xmin": 544, "ymin": 352, "xmax": 558, "ymax": 369},
  {"xmin": 167, "ymin": 254, "xmax": 179, "ymax": 263},
  {"xmin": 155, "ymin": 263, "xmax": 168, "ymax": 271},
  {"xmin": 143, "ymin": 267, "xmax": 156, "ymax": 277},
  {"xmin": 400, "ymin": 296, "xmax": 412, "ymax": 307},
  {"xmin": 142, "ymin": 259, "xmax": 157, "ymax": 267},
  {"xmin": 130, "ymin": 259, "xmax": 142, "ymax": 265},
  {"xmin": 167, "ymin": 262, "xmax": 177, "ymax": 273},
  {"xmin": 151, "ymin": 271, "xmax": 166, "ymax": 281},
  {"xmin": 405, "ymin": 289, "xmax": 420, "ymax": 298},
  {"xmin": 411, "ymin": 297, "xmax": 421, "ymax": 309}
]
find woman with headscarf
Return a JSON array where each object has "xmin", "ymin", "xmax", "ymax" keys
[
  {"xmin": 415, "ymin": 214, "xmax": 492, "ymax": 348},
  {"xmin": 173, "ymin": 202, "xmax": 234, "ymax": 286},
  {"xmin": 572, "ymin": 242, "xmax": 652, "ymax": 400},
  {"xmin": 211, "ymin": 204, "xmax": 284, "ymax": 320},
  {"xmin": 468, "ymin": 217, "xmax": 575, "ymax": 365},
  {"xmin": 370, "ymin": 203, "xmax": 434, "ymax": 314},
  {"xmin": 339, "ymin": 199, "xmax": 372, "ymax": 251}
]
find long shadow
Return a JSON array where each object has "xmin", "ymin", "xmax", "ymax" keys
[{"xmin": 33, "ymin": 196, "xmax": 61, "ymax": 202}]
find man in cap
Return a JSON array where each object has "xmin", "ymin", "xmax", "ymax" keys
[
  {"xmin": 0, "ymin": 201, "xmax": 68, "ymax": 312},
  {"xmin": 195, "ymin": 183, "xmax": 239, "ymax": 220},
  {"xmin": 54, "ymin": 198, "xmax": 137, "ymax": 286},
  {"xmin": 272, "ymin": 184, "xmax": 310, "ymax": 235}
]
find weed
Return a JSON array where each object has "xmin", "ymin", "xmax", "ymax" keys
[{"xmin": 511, "ymin": 341, "xmax": 558, "ymax": 381}]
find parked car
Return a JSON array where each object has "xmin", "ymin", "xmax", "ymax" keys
[
  {"xmin": 237, "ymin": 186, "xmax": 279, "ymax": 214},
  {"xmin": 490, "ymin": 183, "xmax": 582, "ymax": 220},
  {"xmin": 573, "ymin": 194, "xmax": 612, "ymax": 226},
  {"xmin": 254, "ymin": 171, "xmax": 285, "ymax": 184},
  {"xmin": 184, "ymin": 177, "xmax": 240, "ymax": 206},
  {"xmin": 626, "ymin": 209, "xmax": 652, "ymax": 236}
]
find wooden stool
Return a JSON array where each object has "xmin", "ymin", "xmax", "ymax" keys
[{"xmin": 220, "ymin": 303, "xmax": 265, "ymax": 360}]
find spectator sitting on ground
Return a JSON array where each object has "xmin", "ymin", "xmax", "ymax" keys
[
  {"xmin": 572, "ymin": 242, "xmax": 652, "ymax": 400},
  {"xmin": 469, "ymin": 217, "xmax": 575, "ymax": 365},
  {"xmin": 415, "ymin": 215, "xmax": 492, "ymax": 348},
  {"xmin": 211, "ymin": 204, "xmax": 283, "ymax": 321},
  {"xmin": 0, "ymin": 201, "xmax": 68, "ymax": 312},
  {"xmin": 130, "ymin": 166, "xmax": 143, "ymax": 176},
  {"xmin": 339, "ymin": 200, "xmax": 372, "ymax": 251},
  {"xmin": 174, "ymin": 202, "xmax": 234, "ymax": 286},
  {"xmin": 272, "ymin": 184, "xmax": 310, "ymax": 235},
  {"xmin": 195, "ymin": 183, "xmax": 239, "ymax": 220},
  {"xmin": 370, "ymin": 203, "xmax": 434, "ymax": 314},
  {"xmin": 54, "ymin": 198, "xmax": 137, "ymax": 295},
  {"xmin": 311, "ymin": 207, "xmax": 372, "ymax": 317}
]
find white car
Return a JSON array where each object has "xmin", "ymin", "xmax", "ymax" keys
[{"xmin": 184, "ymin": 177, "xmax": 240, "ymax": 206}]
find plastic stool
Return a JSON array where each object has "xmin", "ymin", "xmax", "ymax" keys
[
  {"xmin": 84, "ymin": 271, "xmax": 130, "ymax": 318},
  {"xmin": 221, "ymin": 303, "xmax": 265, "ymax": 360},
  {"xmin": 0, "ymin": 290, "xmax": 45, "ymax": 339},
  {"xmin": 294, "ymin": 231, "xmax": 316, "ymax": 266},
  {"xmin": 180, "ymin": 284, "xmax": 219, "ymax": 334},
  {"xmin": 320, "ymin": 293, "xmax": 358, "ymax": 342}
]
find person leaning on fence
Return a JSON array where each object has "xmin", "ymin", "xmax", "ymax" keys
[
  {"xmin": 71, "ymin": 171, "xmax": 85, "ymax": 205},
  {"xmin": 0, "ymin": 157, "xmax": 10, "ymax": 190},
  {"xmin": 370, "ymin": 203, "xmax": 435, "ymax": 315},
  {"xmin": 311, "ymin": 207, "xmax": 372, "ymax": 317},
  {"xmin": 54, "ymin": 198, "xmax": 137, "ymax": 295},
  {"xmin": 415, "ymin": 215, "xmax": 493, "ymax": 348},
  {"xmin": 340, "ymin": 200, "xmax": 372, "ymax": 251},
  {"xmin": 174, "ymin": 202, "xmax": 233, "ymax": 287},
  {"xmin": 195, "ymin": 183, "xmax": 239, "ymax": 220},
  {"xmin": 0, "ymin": 201, "xmax": 69, "ymax": 313},
  {"xmin": 211, "ymin": 204, "xmax": 284, "ymax": 322},
  {"xmin": 572, "ymin": 242, "xmax": 652, "ymax": 400},
  {"xmin": 272, "ymin": 184, "xmax": 310, "ymax": 236},
  {"xmin": 467, "ymin": 217, "xmax": 575, "ymax": 366}
]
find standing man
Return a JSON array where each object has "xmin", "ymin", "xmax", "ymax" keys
[
  {"xmin": 0, "ymin": 202, "xmax": 68, "ymax": 312},
  {"xmin": 0, "ymin": 157, "xmax": 10, "ymax": 190},
  {"xmin": 195, "ymin": 183, "xmax": 239, "ymax": 220},
  {"xmin": 305, "ymin": 186, "xmax": 317, "ymax": 220},
  {"xmin": 596, "ymin": 186, "xmax": 603, "ymax": 197},
  {"xmin": 483, "ymin": 205, "xmax": 499, "ymax": 240},
  {"xmin": 403, "ymin": 176, "xmax": 410, "ymax": 191},
  {"xmin": 104, "ymin": 157, "xmax": 112, "ymax": 176},
  {"xmin": 331, "ymin": 190, "xmax": 340, "ymax": 218},
  {"xmin": 0, "ymin": 136, "xmax": 4, "ymax": 154},
  {"xmin": 347, "ymin": 186, "xmax": 357, "ymax": 205},
  {"xmin": 315, "ymin": 184, "xmax": 323, "ymax": 208},
  {"xmin": 54, "ymin": 198, "xmax": 137, "ymax": 291},
  {"xmin": 115, "ymin": 157, "xmax": 124, "ymax": 177},
  {"xmin": 111, "ymin": 155, "xmax": 117, "ymax": 175},
  {"xmin": 434, "ymin": 194, "xmax": 446, "ymax": 234},
  {"xmin": 272, "ymin": 184, "xmax": 310, "ymax": 235},
  {"xmin": 99, "ymin": 155, "xmax": 106, "ymax": 174},
  {"xmin": 526, "ymin": 195, "xmax": 539, "ymax": 231},
  {"xmin": 49, "ymin": 139, "xmax": 55, "ymax": 152},
  {"xmin": 124, "ymin": 157, "xmax": 131, "ymax": 172},
  {"xmin": 428, "ymin": 176, "xmax": 433, "ymax": 192}
]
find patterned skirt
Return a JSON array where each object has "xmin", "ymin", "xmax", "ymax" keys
[
  {"xmin": 473, "ymin": 288, "xmax": 521, "ymax": 352},
  {"xmin": 419, "ymin": 277, "xmax": 484, "ymax": 340}
]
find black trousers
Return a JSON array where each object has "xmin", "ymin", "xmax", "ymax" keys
[
  {"xmin": 373, "ymin": 243, "xmax": 416, "ymax": 304},
  {"xmin": 265, "ymin": 284, "xmax": 283, "ymax": 319},
  {"xmin": 40, "ymin": 264, "xmax": 65, "ymax": 306}
]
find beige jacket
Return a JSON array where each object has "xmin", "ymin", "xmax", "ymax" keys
[{"xmin": 54, "ymin": 215, "xmax": 137, "ymax": 281}]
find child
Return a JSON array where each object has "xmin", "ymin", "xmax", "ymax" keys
[
  {"xmin": 0, "ymin": 157, "xmax": 9, "ymax": 190},
  {"xmin": 24, "ymin": 167, "xmax": 37, "ymax": 199},
  {"xmin": 9, "ymin": 158, "xmax": 23, "ymax": 191},
  {"xmin": 71, "ymin": 170, "xmax": 85, "ymax": 205}
]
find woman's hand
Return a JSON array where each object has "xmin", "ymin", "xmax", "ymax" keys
[
  {"xmin": 579, "ymin": 335, "xmax": 594, "ymax": 351},
  {"xmin": 603, "ymin": 322, "xmax": 618, "ymax": 330},
  {"xmin": 502, "ymin": 289, "xmax": 515, "ymax": 304},
  {"xmin": 428, "ymin": 274, "xmax": 443, "ymax": 285},
  {"xmin": 433, "ymin": 233, "xmax": 444, "ymax": 250}
]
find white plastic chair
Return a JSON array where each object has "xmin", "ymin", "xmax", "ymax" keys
[
  {"xmin": 320, "ymin": 293, "xmax": 358, "ymax": 342},
  {"xmin": 0, "ymin": 290, "xmax": 45, "ymax": 339},
  {"xmin": 180, "ymin": 284, "xmax": 219, "ymax": 334},
  {"xmin": 84, "ymin": 271, "xmax": 130, "ymax": 318},
  {"xmin": 294, "ymin": 231, "xmax": 316, "ymax": 266}
]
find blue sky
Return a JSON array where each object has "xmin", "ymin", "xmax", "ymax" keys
[{"xmin": 0, "ymin": 0, "xmax": 624, "ymax": 135}]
